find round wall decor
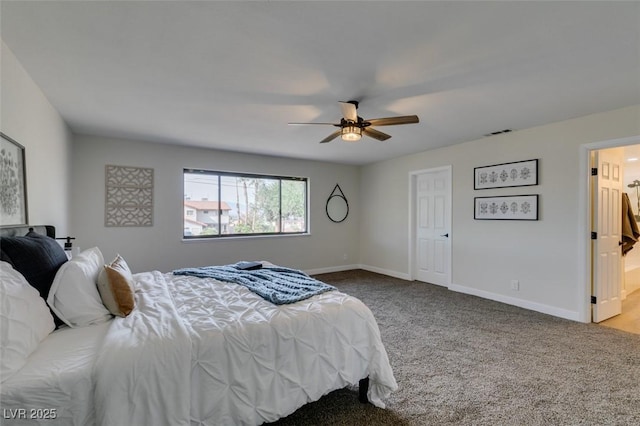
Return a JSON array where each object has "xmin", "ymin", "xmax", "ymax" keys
[{"xmin": 326, "ymin": 184, "xmax": 349, "ymax": 223}]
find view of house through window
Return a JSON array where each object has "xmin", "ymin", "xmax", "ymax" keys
[{"xmin": 183, "ymin": 169, "xmax": 308, "ymax": 238}]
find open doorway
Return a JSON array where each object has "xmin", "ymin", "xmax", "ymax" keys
[
  {"xmin": 599, "ymin": 144, "xmax": 640, "ymax": 334},
  {"xmin": 592, "ymin": 143, "xmax": 640, "ymax": 334}
]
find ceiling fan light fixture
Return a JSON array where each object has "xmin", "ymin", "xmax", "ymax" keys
[
  {"xmin": 341, "ymin": 125, "xmax": 362, "ymax": 142},
  {"xmin": 289, "ymin": 101, "xmax": 418, "ymax": 144}
]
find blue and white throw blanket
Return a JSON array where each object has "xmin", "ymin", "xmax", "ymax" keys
[{"xmin": 172, "ymin": 263, "xmax": 336, "ymax": 305}]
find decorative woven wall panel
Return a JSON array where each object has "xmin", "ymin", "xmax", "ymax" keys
[{"xmin": 105, "ymin": 165, "xmax": 153, "ymax": 227}]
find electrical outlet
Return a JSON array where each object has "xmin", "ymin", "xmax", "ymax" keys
[
  {"xmin": 343, "ymin": 253, "xmax": 348, "ymax": 261},
  {"xmin": 510, "ymin": 280, "xmax": 519, "ymax": 291}
]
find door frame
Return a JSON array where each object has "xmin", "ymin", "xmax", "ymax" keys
[
  {"xmin": 578, "ymin": 135, "xmax": 640, "ymax": 323},
  {"xmin": 408, "ymin": 165, "xmax": 452, "ymax": 284}
]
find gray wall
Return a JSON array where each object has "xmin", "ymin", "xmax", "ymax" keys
[
  {"xmin": 1, "ymin": 41, "xmax": 72, "ymax": 234},
  {"xmin": 6, "ymin": 38, "xmax": 640, "ymax": 323},
  {"xmin": 359, "ymin": 105, "xmax": 640, "ymax": 322},
  {"xmin": 71, "ymin": 135, "xmax": 360, "ymax": 273}
]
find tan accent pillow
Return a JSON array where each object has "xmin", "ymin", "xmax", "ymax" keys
[{"xmin": 97, "ymin": 254, "xmax": 135, "ymax": 317}]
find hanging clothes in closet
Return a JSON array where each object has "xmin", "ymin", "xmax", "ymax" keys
[{"xmin": 621, "ymin": 192, "xmax": 640, "ymax": 255}]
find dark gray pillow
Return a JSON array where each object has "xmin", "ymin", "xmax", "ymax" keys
[{"xmin": 0, "ymin": 231, "xmax": 68, "ymax": 299}]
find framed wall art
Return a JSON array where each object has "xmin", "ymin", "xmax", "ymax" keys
[
  {"xmin": 0, "ymin": 133, "xmax": 28, "ymax": 226},
  {"xmin": 474, "ymin": 194, "xmax": 538, "ymax": 221},
  {"xmin": 474, "ymin": 159, "xmax": 538, "ymax": 190}
]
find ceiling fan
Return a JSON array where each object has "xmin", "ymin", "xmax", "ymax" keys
[{"xmin": 288, "ymin": 101, "xmax": 419, "ymax": 143}]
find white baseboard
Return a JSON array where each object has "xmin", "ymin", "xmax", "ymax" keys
[
  {"xmin": 305, "ymin": 264, "xmax": 359, "ymax": 276},
  {"xmin": 304, "ymin": 265, "xmax": 582, "ymax": 323},
  {"xmin": 358, "ymin": 264, "xmax": 411, "ymax": 281},
  {"xmin": 449, "ymin": 283, "xmax": 582, "ymax": 322},
  {"xmin": 305, "ymin": 264, "xmax": 411, "ymax": 280},
  {"xmin": 624, "ymin": 268, "xmax": 640, "ymax": 296}
]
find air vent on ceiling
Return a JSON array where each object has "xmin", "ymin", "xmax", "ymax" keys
[{"xmin": 484, "ymin": 129, "xmax": 513, "ymax": 137}]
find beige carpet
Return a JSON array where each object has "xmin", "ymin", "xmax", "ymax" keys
[{"xmin": 268, "ymin": 270, "xmax": 640, "ymax": 426}]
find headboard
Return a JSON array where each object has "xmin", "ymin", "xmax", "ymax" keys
[
  {"xmin": 0, "ymin": 224, "xmax": 65, "ymax": 327},
  {"xmin": 0, "ymin": 225, "xmax": 55, "ymax": 238}
]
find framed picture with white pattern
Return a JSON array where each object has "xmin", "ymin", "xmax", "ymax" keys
[
  {"xmin": 0, "ymin": 133, "xmax": 28, "ymax": 226},
  {"xmin": 474, "ymin": 194, "xmax": 538, "ymax": 220},
  {"xmin": 474, "ymin": 159, "xmax": 538, "ymax": 190}
]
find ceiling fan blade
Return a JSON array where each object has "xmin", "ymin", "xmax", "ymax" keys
[
  {"xmin": 363, "ymin": 127, "xmax": 392, "ymax": 141},
  {"xmin": 339, "ymin": 101, "xmax": 358, "ymax": 122},
  {"xmin": 288, "ymin": 122, "xmax": 340, "ymax": 126},
  {"xmin": 320, "ymin": 130, "xmax": 342, "ymax": 143},
  {"xmin": 366, "ymin": 115, "xmax": 419, "ymax": 126}
]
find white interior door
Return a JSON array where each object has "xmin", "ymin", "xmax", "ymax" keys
[
  {"xmin": 592, "ymin": 148, "xmax": 623, "ymax": 322},
  {"xmin": 413, "ymin": 168, "xmax": 451, "ymax": 287}
]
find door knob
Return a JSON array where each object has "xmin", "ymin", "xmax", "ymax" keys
[{"xmin": 440, "ymin": 233, "xmax": 449, "ymax": 238}]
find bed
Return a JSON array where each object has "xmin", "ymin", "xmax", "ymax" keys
[{"xmin": 0, "ymin": 225, "xmax": 397, "ymax": 425}]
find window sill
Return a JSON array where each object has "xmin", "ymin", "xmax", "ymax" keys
[{"xmin": 181, "ymin": 232, "xmax": 311, "ymax": 243}]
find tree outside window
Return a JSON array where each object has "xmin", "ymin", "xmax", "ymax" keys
[{"xmin": 183, "ymin": 169, "xmax": 308, "ymax": 238}]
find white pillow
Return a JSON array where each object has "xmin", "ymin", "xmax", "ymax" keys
[
  {"xmin": 47, "ymin": 247, "xmax": 112, "ymax": 327},
  {"xmin": 0, "ymin": 261, "xmax": 55, "ymax": 383}
]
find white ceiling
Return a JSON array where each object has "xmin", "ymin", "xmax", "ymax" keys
[{"xmin": 2, "ymin": 1, "xmax": 639, "ymax": 165}]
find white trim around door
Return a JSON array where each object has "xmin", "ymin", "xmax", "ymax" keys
[
  {"xmin": 408, "ymin": 165, "xmax": 452, "ymax": 286},
  {"xmin": 578, "ymin": 135, "xmax": 640, "ymax": 323}
]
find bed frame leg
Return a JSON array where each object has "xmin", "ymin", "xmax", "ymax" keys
[{"xmin": 358, "ymin": 377, "xmax": 369, "ymax": 404}]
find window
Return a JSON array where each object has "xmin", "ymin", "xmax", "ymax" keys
[{"xmin": 183, "ymin": 169, "xmax": 308, "ymax": 238}]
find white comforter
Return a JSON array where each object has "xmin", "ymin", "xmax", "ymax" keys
[
  {"xmin": 0, "ymin": 271, "xmax": 397, "ymax": 426},
  {"xmin": 94, "ymin": 271, "xmax": 192, "ymax": 426},
  {"xmin": 4, "ymin": 270, "xmax": 397, "ymax": 426}
]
